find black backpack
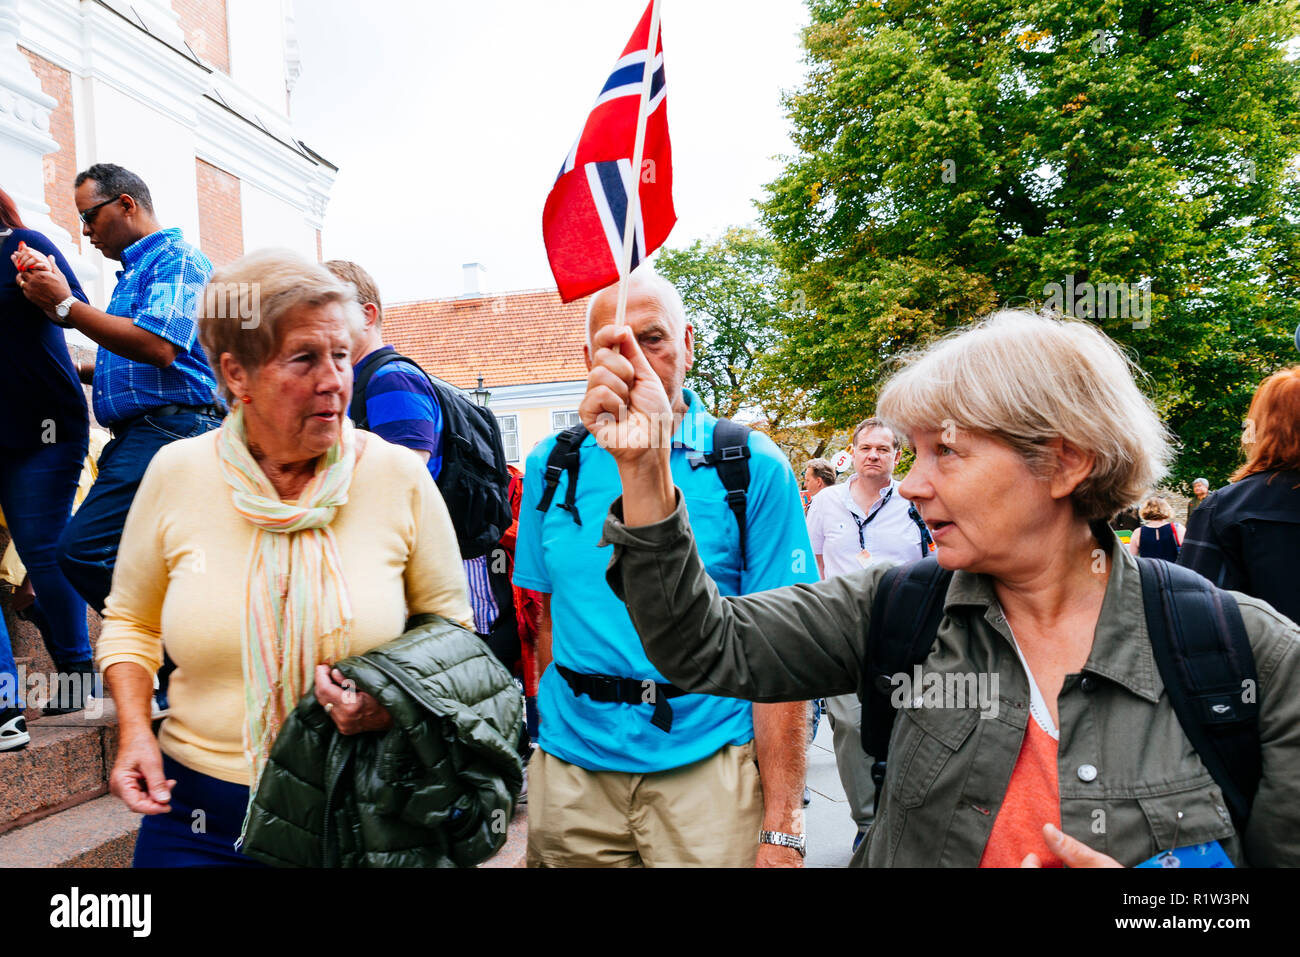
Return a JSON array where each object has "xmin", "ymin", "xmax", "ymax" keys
[
  {"xmin": 538, "ymin": 418, "xmax": 754, "ymax": 569},
  {"xmin": 350, "ymin": 350, "xmax": 512, "ymax": 560},
  {"xmin": 862, "ymin": 554, "xmax": 1262, "ymax": 831}
]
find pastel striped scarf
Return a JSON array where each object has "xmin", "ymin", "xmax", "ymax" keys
[{"xmin": 216, "ymin": 404, "xmax": 355, "ymax": 819}]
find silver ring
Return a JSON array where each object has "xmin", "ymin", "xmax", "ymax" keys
[{"xmin": 324, "ymin": 702, "xmax": 335, "ymax": 713}]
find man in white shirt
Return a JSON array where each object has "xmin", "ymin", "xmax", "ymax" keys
[{"xmin": 805, "ymin": 417, "xmax": 930, "ymax": 848}]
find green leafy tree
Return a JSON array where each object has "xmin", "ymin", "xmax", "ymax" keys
[
  {"xmin": 655, "ymin": 227, "xmax": 835, "ymax": 464},
  {"xmin": 762, "ymin": 0, "xmax": 1300, "ymax": 492}
]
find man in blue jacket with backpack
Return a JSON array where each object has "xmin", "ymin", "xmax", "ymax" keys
[{"xmin": 514, "ymin": 270, "xmax": 815, "ymax": 867}]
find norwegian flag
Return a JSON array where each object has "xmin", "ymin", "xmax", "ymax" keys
[{"xmin": 542, "ymin": 1, "xmax": 676, "ymax": 303}]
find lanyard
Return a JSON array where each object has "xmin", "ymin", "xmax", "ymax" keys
[{"xmin": 853, "ymin": 486, "xmax": 893, "ymax": 549}]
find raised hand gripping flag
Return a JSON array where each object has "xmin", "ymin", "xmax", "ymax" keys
[{"xmin": 542, "ymin": 0, "xmax": 676, "ymax": 303}]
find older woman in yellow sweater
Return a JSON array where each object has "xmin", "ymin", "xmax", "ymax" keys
[{"xmin": 97, "ymin": 249, "xmax": 472, "ymax": 866}]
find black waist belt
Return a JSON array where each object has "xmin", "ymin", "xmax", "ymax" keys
[
  {"xmin": 111, "ymin": 403, "xmax": 225, "ymax": 437},
  {"xmin": 556, "ymin": 664, "xmax": 689, "ymax": 733}
]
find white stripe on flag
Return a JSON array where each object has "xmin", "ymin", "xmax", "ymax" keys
[
  {"xmin": 586, "ymin": 161, "xmax": 626, "ymax": 270},
  {"xmin": 610, "ymin": 50, "xmax": 660, "ymax": 72},
  {"xmin": 592, "ymin": 52, "xmax": 664, "ymax": 109},
  {"xmin": 593, "ymin": 84, "xmax": 644, "ymax": 108},
  {"xmin": 626, "ymin": 158, "xmax": 647, "ymax": 264},
  {"xmin": 585, "ymin": 158, "xmax": 644, "ymax": 272}
]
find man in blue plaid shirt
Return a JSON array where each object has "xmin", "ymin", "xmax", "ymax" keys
[{"xmin": 13, "ymin": 165, "xmax": 223, "ymax": 702}]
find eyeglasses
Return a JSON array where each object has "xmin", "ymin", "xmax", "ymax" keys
[{"xmin": 79, "ymin": 195, "xmax": 122, "ymax": 226}]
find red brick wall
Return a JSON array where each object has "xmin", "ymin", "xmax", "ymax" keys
[
  {"xmin": 172, "ymin": 0, "xmax": 230, "ymax": 74},
  {"xmin": 19, "ymin": 49, "xmax": 79, "ymax": 250},
  {"xmin": 195, "ymin": 159, "xmax": 243, "ymax": 267}
]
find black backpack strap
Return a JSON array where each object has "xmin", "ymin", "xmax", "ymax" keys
[
  {"xmin": 348, "ymin": 348, "xmax": 408, "ymax": 429},
  {"xmin": 555, "ymin": 664, "xmax": 689, "ymax": 733},
  {"xmin": 692, "ymin": 418, "xmax": 751, "ymax": 570},
  {"xmin": 348, "ymin": 349, "xmax": 408, "ymax": 430},
  {"xmin": 1138, "ymin": 558, "xmax": 1261, "ymax": 831},
  {"xmin": 907, "ymin": 501, "xmax": 934, "ymax": 559},
  {"xmin": 862, "ymin": 557, "xmax": 954, "ymax": 811},
  {"xmin": 536, "ymin": 425, "xmax": 588, "ymax": 526}
]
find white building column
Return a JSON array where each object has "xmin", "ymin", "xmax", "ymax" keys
[
  {"xmin": 0, "ymin": 0, "xmax": 59, "ymax": 224},
  {"xmin": 1, "ymin": 0, "xmax": 99, "ymax": 339}
]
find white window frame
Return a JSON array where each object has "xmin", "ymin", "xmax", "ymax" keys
[
  {"xmin": 496, "ymin": 414, "xmax": 520, "ymax": 463},
  {"xmin": 551, "ymin": 409, "xmax": 582, "ymax": 432}
]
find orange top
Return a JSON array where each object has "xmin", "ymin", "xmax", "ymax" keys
[
  {"xmin": 981, "ymin": 611, "xmax": 1064, "ymax": 867},
  {"xmin": 979, "ymin": 718, "xmax": 1063, "ymax": 867}
]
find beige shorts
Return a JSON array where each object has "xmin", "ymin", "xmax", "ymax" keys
[{"xmin": 526, "ymin": 742, "xmax": 764, "ymax": 867}]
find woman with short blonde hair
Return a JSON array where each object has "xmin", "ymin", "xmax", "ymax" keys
[
  {"xmin": 875, "ymin": 310, "xmax": 1171, "ymax": 520},
  {"xmin": 98, "ymin": 248, "xmax": 472, "ymax": 866},
  {"xmin": 197, "ymin": 248, "xmax": 364, "ymax": 403},
  {"xmin": 580, "ymin": 307, "xmax": 1300, "ymax": 868}
]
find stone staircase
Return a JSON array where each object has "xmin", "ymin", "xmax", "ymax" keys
[
  {"xmin": 0, "ymin": 702, "xmax": 139, "ymax": 867},
  {"xmin": 0, "ymin": 567, "xmax": 139, "ymax": 867}
]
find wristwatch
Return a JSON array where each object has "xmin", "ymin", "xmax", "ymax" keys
[
  {"xmin": 53, "ymin": 295, "xmax": 77, "ymax": 327},
  {"xmin": 759, "ymin": 829, "xmax": 806, "ymax": 858}
]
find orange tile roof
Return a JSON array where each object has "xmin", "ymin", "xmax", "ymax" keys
[{"xmin": 382, "ymin": 289, "xmax": 590, "ymax": 390}]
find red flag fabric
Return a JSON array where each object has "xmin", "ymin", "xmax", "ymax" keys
[{"xmin": 542, "ymin": 1, "xmax": 676, "ymax": 303}]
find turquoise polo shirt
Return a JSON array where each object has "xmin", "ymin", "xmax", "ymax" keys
[{"xmin": 513, "ymin": 388, "xmax": 818, "ymax": 773}]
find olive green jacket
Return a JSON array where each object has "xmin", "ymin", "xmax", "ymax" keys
[
  {"xmin": 240, "ymin": 615, "xmax": 524, "ymax": 868},
  {"xmin": 600, "ymin": 492, "xmax": 1300, "ymax": 867}
]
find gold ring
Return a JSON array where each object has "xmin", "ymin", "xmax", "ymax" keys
[{"xmin": 324, "ymin": 702, "xmax": 335, "ymax": 713}]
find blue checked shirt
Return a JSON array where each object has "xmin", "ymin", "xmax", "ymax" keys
[{"xmin": 92, "ymin": 228, "xmax": 219, "ymax": 426}]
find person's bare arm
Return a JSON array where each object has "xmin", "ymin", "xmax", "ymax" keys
[
  {"xmin": 815, "ymin": 554, "xmax": 825, "ymax": 578},
  {"xmin": 14, "ymin": 249, "xmax": 178, "ymax": 367},
  {"xmin": 579, "ymin": 325, "xmax": 675, "ymax": 526},
  {"xmin": 61, "ymin": 300, "xmax": 179, "ymax": 367},
  {"xmin": 105, "ymin": 661, "xmax": 174, "ymax": 814},
  {"xmin": 753, "ymin": 700, "xmax": 806, "ymax": 867},
  {"xmin": 537, "ymin": 594, "xmax": 552, "ymax": 677}
]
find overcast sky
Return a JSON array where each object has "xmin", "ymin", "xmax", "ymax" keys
[{"xmin": 290, "ymin": 0, "xmax": 810, "ymax": 303}]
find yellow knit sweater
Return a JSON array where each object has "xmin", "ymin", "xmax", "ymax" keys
[{"xmin": 97, "ymin": 430, "xmax": 473, "ymax": 785}]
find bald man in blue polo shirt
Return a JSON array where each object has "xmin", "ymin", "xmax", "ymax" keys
[{"xmin": 515, "ymin": 272, "xmax": 815, "ymax": 867}]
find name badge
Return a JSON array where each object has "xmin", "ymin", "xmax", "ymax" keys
[
  {"xmin": 856, "ymin": 549, "xmax": 872, "ymax": 568},
  {"xmin": 1135, "ymin": 841, "xmax": 1234, "ymax": 868}
]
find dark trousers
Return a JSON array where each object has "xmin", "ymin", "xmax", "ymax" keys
[
  {"xmin": 0, "ymin": 436, "xmax": 90, "ymax": 709},
  {"xmin": 133, "ymin": 754, "xmax": 268, "ymax": 867},
  {"xmin": 58, "ymin": 409, "xmax": 221, "ymax": 699},
  {"xmin": 58, "ymin": 410, "xmax": 222, "ymax": 614}
]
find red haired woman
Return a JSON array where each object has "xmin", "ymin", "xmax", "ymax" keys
[{"xmin": 1180, "ymin": 367, "xmax": 1300, "ymax": 625}]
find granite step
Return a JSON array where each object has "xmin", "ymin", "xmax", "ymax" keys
[
  {"xmin": 0, "ymin": 793, "xmax": 138, "ymax": 867},
  {"xmin": 0, "ymin": 695, "xmax": 137, "ymax": 867},
  {"xmin": 0, "ymin": 699, "xmax": 118, "ymax": 834}
]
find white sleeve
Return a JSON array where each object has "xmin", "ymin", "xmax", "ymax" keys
[{"xmin": 806, "ymin": 490, "xmax": 827, "ymax": 555}]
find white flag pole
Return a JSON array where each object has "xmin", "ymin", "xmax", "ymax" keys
[{"xmin": 613, "ymin": 0, "xmax": 663, "ymax": 330}]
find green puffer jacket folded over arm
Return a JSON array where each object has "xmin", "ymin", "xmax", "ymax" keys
[{"xmin": 240, "ymin": 614, "xmax": 524, "ymax": 868}]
